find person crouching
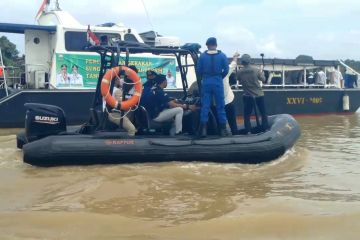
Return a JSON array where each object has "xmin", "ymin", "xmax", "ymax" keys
[{"xmin": 108, "ymin": 75, "xmax": 137, "ymax": 136}]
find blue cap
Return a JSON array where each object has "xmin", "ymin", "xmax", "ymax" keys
[{"xmin": 206, "ymin": 37, "xmax": 217, "ymax": 46}]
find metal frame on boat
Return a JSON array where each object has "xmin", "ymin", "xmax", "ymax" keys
[{"xmin": 17, "ymin": 42, "xmax": 301, "ymax": 167}]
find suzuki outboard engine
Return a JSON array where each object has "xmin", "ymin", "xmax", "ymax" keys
[{"xmin": 24, "ymin": 103, "xmax": 66, "ymax": 142}]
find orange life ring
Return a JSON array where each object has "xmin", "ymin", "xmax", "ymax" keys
[
  {"xmin": 101, "ymin": 66, "xmax": 142, "ymax": 110},
  {"xmin": 0, "ymin": 67, "xmax": 3, "ymax": 77}
]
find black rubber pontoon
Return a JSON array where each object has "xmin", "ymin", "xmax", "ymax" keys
[{"xmin": 22, "ymin": 114, "xmax": 300, "ymax": 167}]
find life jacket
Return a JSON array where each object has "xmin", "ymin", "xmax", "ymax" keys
[
  {"xmin": 202, "ymin": 50, "xmax": 224, "ymax": 77},
  {"xmin": 271, "ymin": 72, "xmax": 282, "ymax": 84},
  {"xmin": 272, "ymin": 72, "xmax": 281, "ymax": 78}
]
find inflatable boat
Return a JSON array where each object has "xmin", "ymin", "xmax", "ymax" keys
[
  {"xmin": 18, "ymin": 107, "xmax": 300, "ymax": 167},
  {"xmin": 16, "ymin": 44, "xmax": 301, "ymax": 167}
]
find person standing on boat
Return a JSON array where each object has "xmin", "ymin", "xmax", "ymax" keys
[
  {"xmin": 344, "ymin": 69, "xmax": 358, "ymax": 88},
  {"xmin": 69, "ymin": 64, "xmax": 83, "ymax": 87},
  {"xmin": 223, "ymin": 52, "xmax": 240, "ymax": 135},
  {"xmin": 315, "ymin": 68, "xmax": 326, "ymax": 86},
  {"xmin": 329, "ymin": 67, "xmax": 344, "ymax": 88},
  {"xmin": 237, "ymin": 54, "xmax": 268, "ymax": 134},
  {"xmin": 197, "ymin": 37, "xmax": 229, "ymax": 137}
]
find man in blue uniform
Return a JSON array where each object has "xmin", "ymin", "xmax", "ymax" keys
[{"xmin": 197, "ymin": 37, "xmax": 229, "ymax": 137}]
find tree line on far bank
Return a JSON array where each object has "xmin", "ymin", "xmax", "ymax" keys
[
  {"xmin": 343, "ymin": 59, "xmax": 360, "ymax": 73},
  {"xmin": 0, "ymin": 35, "xmax": 359, "ymax": 73},
  {"xmin": 0, "ymin": 36, "xmax": 25, "ymax": 76}
]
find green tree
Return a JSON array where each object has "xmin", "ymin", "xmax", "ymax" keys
[
  {"xmin": 344, "ymin": 59, "xmax": 360, "ymax": 73},
  {"xmin": 0, "ymin": 36, "xmax": 19, "ymax": 66}
]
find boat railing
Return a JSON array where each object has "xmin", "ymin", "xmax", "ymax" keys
[
  {"xmin": 3, "ymin": 66, "xmax": 22, "ymax": 86},
  {"xmin": 263, "ymin": 83, "xmax": 337, "ymax": 88},
  {"xmin": 234, "ymin": 83, "xmax": 348, "ymax": 89},
  {"xmin": 24, "ymin": 63, "xmax": 49, "ymax": 89},
  {"xmin": 0, "ymin": 79, "xmax": 9, "ymax": 96},
  {"xmin": 0, "ymin": 48, "xmax": 9, "ymax": 96}
]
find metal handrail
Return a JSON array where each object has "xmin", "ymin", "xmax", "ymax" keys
[{"xmin": 0, "ymin": 48, "xmax": 9, "ymax": 96}]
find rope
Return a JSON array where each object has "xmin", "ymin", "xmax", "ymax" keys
[
  {"xmin": 103, "ymin": 67, "xmax": 142, "ymax": 120},
  {"xmin": 140, "ymin": 0, "xmax": 157, "ymax": 37}
]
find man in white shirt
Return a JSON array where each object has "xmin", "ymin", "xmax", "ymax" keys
[
  {"xmin": 333, "ymin": 68, "xmax": 344, "ymax": 88},
  {"xmin": 223, "ymin": 52, "xmax": 240, "ymax": 135},
  {"xmin": 315, "ymin": 69, "xmax": 326, "ymax": 85}
]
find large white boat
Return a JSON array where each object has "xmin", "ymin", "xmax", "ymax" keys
[
  {"xmin": 1, "ymin": 0, "xmax": 360, "ymax": 128},
  {"xmin": 1, "ymin": 0, "xmax": 186, "ymax": 90},
  {"xmin": 0, "ymin": 0, "xmax": 194, "ymax": 127}
]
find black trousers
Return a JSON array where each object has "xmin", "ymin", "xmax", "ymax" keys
[
  {"xmin": 211, "ymin": 101, "xmax": 238, "ymax": 135},
  {"xmin": 225, "ymin": 101, "xmax": 238, "ymax": 135},
  {"xmin": 182, "ymin": 110, "xmax": 199, "ymax": 135},
  {"xmin": 243, "ymin": 95, "xmax": 268, "ymax": 133}
]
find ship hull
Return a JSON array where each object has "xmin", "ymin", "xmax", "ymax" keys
[{"xmin": 0, "ymin": 88, "xmax": 359, "ymax": 128}]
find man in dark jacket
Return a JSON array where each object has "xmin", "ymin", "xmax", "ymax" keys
[
  {"xmin": 197, "ymin": 37, "xmax": 229, "ymax": 137},
  {"xmin": 140, "ymin": 70, "xmax": 158, "ymax": 107},
  {"xmin": 144, "ymin": 74, "xmax": 186, "ymax": 135},
  {"xmin": 238, "ymin": 54, "xmax": 268, "ymax": 133}
]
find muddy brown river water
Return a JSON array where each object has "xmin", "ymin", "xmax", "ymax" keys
[{"xmin": 0, "ymin": 114, "xmax": 360, "ymax": 239}]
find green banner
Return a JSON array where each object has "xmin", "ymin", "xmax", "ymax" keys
[{"xmin": 55, "ymin": 53, "xmax": 177, "ymax": 89}]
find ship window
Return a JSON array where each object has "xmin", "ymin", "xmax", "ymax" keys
[
  {"xmin": 33, "ymin": 37, "xmax": 40, "ymax": 44},
  {"xmin": 124, "ymin": 33, "xmax": 138, "ymax": 42},
  {"xmin": 64, "ymin": 31, "xmax": 121, "ymax": 52}
]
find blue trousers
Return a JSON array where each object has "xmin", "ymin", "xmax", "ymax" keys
[{"xmin": 200, "ymin": 78, "xmax": 226, "ymax": 124}]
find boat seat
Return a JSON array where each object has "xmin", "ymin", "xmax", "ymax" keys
[
  {"xmin": 89, "ymin": 107, "xmax": 101, "ymax": 126},
  {"xmin": 89, "ymin": 106, "xmax": 117, "ymax": 131},
  {"xmin": 135, "ymin": 106, "xmax": 172, "ymax": 135},
  {"xmin": 77, "ymin": 107, "xmax": 105, "ymax": 134}
]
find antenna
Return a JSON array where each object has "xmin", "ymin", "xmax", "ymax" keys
[
  {"xmin": 140, "ymin": 0, "xmax": 157, "ymax": 37},
  {"xmin": 260, "ymin": 53, "xmax": 265, "ymax": 72},
  {"xmin": 55, "ymin": 0, "xmax": 61, "ymax": 10}
]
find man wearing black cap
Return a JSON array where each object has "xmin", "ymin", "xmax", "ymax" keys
[
  {"xmin": 237, "ymin": 54, "xmax": 268, "ymax": 133},
  {"xmin": 140, "ymin": 70, "xmax": 158, "ymax": 108},
  {"xmin": 197, "ymin": 37, "xmax": 229, "ymax": 137},
  {"xmin": 144, "ymin": 74, "xmax": 187, "ymax": 135}
]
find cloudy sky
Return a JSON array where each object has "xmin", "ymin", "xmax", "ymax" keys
[{"xmin": 0, "ymin": 0, "xmax": 359, "ymax": 60}]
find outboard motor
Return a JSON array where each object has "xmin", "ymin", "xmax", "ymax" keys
[{"xmin": 24, "ymin": 103, "xmax": 66, "ymax": 142}]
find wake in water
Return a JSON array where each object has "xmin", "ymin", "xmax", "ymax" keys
[
  {"xmin": 0, "ymin": 134, "xmax": 23, "ymax": 168},
  {"xmin": 1, "ymin": 114, "xmax": 360, "ymax": 239}
]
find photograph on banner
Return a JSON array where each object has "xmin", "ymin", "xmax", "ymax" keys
[
  {"xmin": 55, "ymin": 53, "xmax": 177, "ymax": 89},
  {"xmin": 118, "ymin": 55, "xmax": 177, "ymax": 89},
  {"xmin": 55, "ymin": 54, "xmax": 99, "ymax": 88}
]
